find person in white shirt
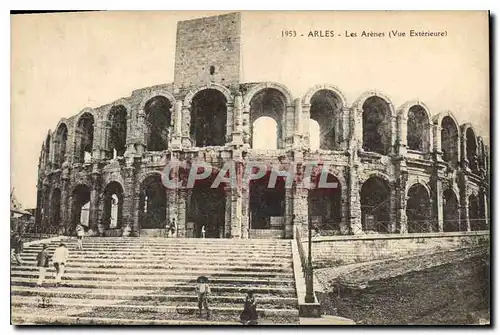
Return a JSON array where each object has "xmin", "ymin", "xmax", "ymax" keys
[
  {"xmin": 201, "ymin": 225, "xmax": 206, "ymax": 239},
  {"xmin": 76, "ymin": 224, "xmax": 85, "ymax": 250},
  {"xmin": 52, "ymin": 243, "xmax": 69, "ymax": 287}
]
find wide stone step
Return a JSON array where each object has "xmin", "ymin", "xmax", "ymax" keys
[
  {"xmin": 11, "ymin": 296, "xmax": 300, "ymax": 316},
  {"xmin": 12, "ymin": 308, "xmax": 298, "ymax": 325},
  {"xmin": 11, "ymin": 271, "xmax": 295, "ymax": 286},
  {"xmin": 19, "ymin": 252, "xmax": 291, "ymax": 263},
  {"xmin": 11, "ymin": 286, "xmax": 297, "ymax": 307},
  {"xmin": 12, "ymin": 265, "xmax": 294, "ymax": 278},
  {"xmin": 11, "ymin": 278, "xmax": 297, "ymax": 296},
  {"xmin": 57, "ymin": 238, "xmax": 292, "ymax": 245},
  {"xmin": 17, "ymin": 255, "xmax": 292, "ymax": 267},
  {"xmin": 13, "ymin": 262, "xmax": 292, "ymax": 273},
  {"xmin": 11, "ymin": 286, "xmax": 296, "ymax": 302}
]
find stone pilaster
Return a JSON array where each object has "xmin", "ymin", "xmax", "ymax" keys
[
  {"xmin": 177, "ymin": 189, "xmax": 188, "ymax": 237},
  {"xmin": 89, "ymin": 167, "xmax": 101, "ymax": 233},
  {"xmin": 398, "ymin": 113, "xmax": 408, "ymax": 157},
  {"xmin": 231, "ymin": 94, "xmax": 243, "ymax": 146},
  {"xmin": 293, "ymin": 98, "xmax": 303, "ymax": 148},
  {"xmin": 433, "ymin": 124, "xmax": 443, "ymax": 161},
  {"xmin": 396, "ymin": 172, "xmax": 408, "ymax": 233},
  {"xmin": 181, "ymin": 105, "xmax": 192, "ymax": 148},
  {"xmin": 123, "ymin": 165, "xmax": 137, "ymax": 234},
  {"xmin": 60, "ymin": 176, "xmax": 70, "ymax": 235},
  {"xmin": 171, "ymin": 101, "xmax": 183, "ymax": 149},
  {"xmin": 284, "ymin": 187, "xmax": 294, "ymax": 239},
  {"xmin": 302, "ymin": 104, "xmax": 311, "ymax": 148},
  {"xmin": 341, "ymin": 107, "xmax": 350, "ymax": 151},
  {"xmin": 433, "ymin": 178, "xmax": 444, "ymax": 232}
]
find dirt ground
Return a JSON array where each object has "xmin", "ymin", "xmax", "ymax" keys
[{"xmin": 316, "ymin": 246, "xmax": 490, "ymax": 325}]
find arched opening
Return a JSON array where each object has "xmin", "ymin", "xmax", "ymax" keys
[
  {"xmin": 53, "ymin": 124, "xmax": 68, "ymax": 169},
  {"xmin": 310, "ymin": 90, "xmax": 344, "ymax": 150},
  {"xmin": 466, "ymin": 128, "xmax": 478, "ymax": 173},
  {"xmin": 407, "ymin": 106, "xmax": 429, "ymax": 152},
  {"xmin": 362, "ymin": 97, "xmax": 392, "ymax": 155},
  {"xmin": 252, "ymin": 117, "xmax": 278, "ymax": 149},
  {"xmin": 441, "ymin": 116, "xmax": 459, "ymax": 167},
  {"xmin": 443, "ymin": 189, "xmax": 460, "ymax": 232},
  {"xmin": 249, "ymin": 171, "xmax": 285, "ymax": 230},
  {"xmin": 74, "ymin": 113, "xmax": 95, "ymax": 164},
  {"xmin": 406, "ymin": 184, "xmax": 434, "ymax": 233},
  {"xmin": 102, "ymin": 181, "xmax": 124, "ymax": 229},
  {"xmin": 106, "ymin": 105, "xmax": 127, "ymax": 159},
  {"xmin": 190, "ymin": 89, "xmax": 227, "ymax": 147},
  {"xmin": 308, "ymin": 172, "xmax": 341, "ymax": 232},
  {"xmin": 71, "ymin": 184, "xmax": 91, "ymax": 232},
  {"xmin": 187, "ymin": 172, "xmax": 226, "ymax": 238},
  {"xmin": 139, "ymin": 174, "xmax": 167, "ymax": 229},
  {"xmin": 478, "ymin": 193, "xmax": 487, "ymax": 230},
  {"xmin": 50, "ymin": 188, "xmax": 61, "ymax": 228},
  {"xmin": 308, "ymin": 119, "xmax": 320, "ymax": 150},
  {"xmin": 468, "ymin": 194, "xmax": 481, "ymax": 231},
  {"xmin": 145, "ymin": 96, "xmax": 172, "ymax": 152},
  {"xmin": 250, "ymin": 88, "xmax": 287, "ymax": 149},
  {"xmin": 44, "ymin": 134, "xmax": 51, "ymax": 166},
  {"xmin": 360, "ymin": 177, "xmax": 391, "ymax": 233}
]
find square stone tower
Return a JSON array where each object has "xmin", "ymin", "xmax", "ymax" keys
[{"xmin": 174, "ymin": 12, "xmax": 242, "ymax": 88}]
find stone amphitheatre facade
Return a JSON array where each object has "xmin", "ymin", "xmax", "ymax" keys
[{"xmin": 35, "ymin": 12, "xmax": 490, "ymax": 239}]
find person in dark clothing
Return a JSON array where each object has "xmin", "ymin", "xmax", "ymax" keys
[
  {"xmin": 196, "ymin": 276, "xmax": 211, "ymax": 319},
  {"xmin": 11, "ymin": 232, "xmax": 23, "ymax": 265},
  {"xmin": 36, "ymin": 244, "xmax": 50, "ymax": 286},
  {"xmin": 240, "ymin": 291, "xmax": 258, "ymax": 325}
]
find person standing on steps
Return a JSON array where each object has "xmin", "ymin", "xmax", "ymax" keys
[
  {"xmin": 52, "ymin": 243, "xmax": 69, "ymax": 287},
  {"xmin": 201, "ymin": 225, "xmax": 206, "ymax": 239},
  {"xmin": 240, "ymin": 291, "xmax": 258, "ymax": 325},
  {"xmin": 76, "ymin": 223, "xmax": 85, "ymax": 250},
  {"xmin": 11, "ymin": 231, "xmax": 24, "ymax": 265},
  {"xmin": 196, "ymin": 276, "xmax": 211, "ymax": 319},
  {"xmin": 36, "ymin": 244, "xmax": 50, "ymax": 287},
  {"xmin": 170, "ymin": 218, "xmax": 176, "ymax": 238}
]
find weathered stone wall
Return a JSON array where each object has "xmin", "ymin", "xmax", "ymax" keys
[
  {"xmin": 302, "ymin": 231, "xmax": 490, "ymax": 268},
  {"xmin": 174, "ymin": 12, "xmax": 241, "ymax": 88}
]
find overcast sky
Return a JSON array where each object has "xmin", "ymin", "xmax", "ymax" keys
[{"xmin": 11, "ymin": 11, "xmax": 489, "ymax": 208}]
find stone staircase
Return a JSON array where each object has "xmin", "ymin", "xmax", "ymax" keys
[{"xmin": 11, "ymin": 237, "xmax": 299, "ymax": 325}]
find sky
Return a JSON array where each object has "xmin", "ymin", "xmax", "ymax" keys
[{"xmin": 11, "ymin": 11, "xmax": 489, "ymax": 208}]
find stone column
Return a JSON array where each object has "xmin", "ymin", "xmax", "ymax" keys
[
  {"xmin": 170, "ymin": 101, "xmax": 182, "ymax": 149},
  {"xmin": 302, "ymin": 104, "xmax": 311, "ymax": 148},
  {"xmin": 433, "ymin": 124, "xmax": 442, "ymax": 161},
  {"xmin": 241, "ymin": 180, "xmax": 250, "ymax": 239},
  {"xmin": 60, "ymin": 169, "xmax": 70, "ymax": 235},
  {"xmin": 177, "ymin": 189, "xmax": 188, "ymax": 237},
  {"xmin": 232, "ymin": 94, "xmax": 243, "ymax": 146},
  {"xmin": 341, "ymin": 108, "xmax": 350, "ymax": 151},
  {"xmin": 352, "ymin": 108, "xmax": 363, "ymax": 151},
  {"xmin": 284, "ymin": 104, "xmax": 294, "ymax": 150},
  {"xmin": 348, "ymin": 164, "xmax": 362, "ymax": 234},
  {"xmin": 434, "ymin": 179, "xmax": 444, "ymax": 232},
  {"xmin": 137, "ymin": 110, "xmax": 147, "ymax": 155},
  {"xmin": 284, "ymin": 187, "xmax": 294, "ymax": 239},
  {"xmin": 123, "ymin": 165, "xmax": 136, "ymax": 234},
  {"xmin": 89, "ymin": 168, "xmax": 101, "ymax": 233},
  {"xmin": 390, "ymin": 114, "xmax": 398, "ymax": 156},
  {"xmin": 389, "ymin": 180, "xmax": 398, "ymax": 233},
  {"xmin": 293, "ymin": 98, "xmax": 303, "ymax": 148},
  {"xmin": 181, "ymin": 104, "xmax": 192, "ymax": 148},
  {"xmin": 100, "ymin": 120, "xmax": 110, "ymax": 160},
  {"xmin": 124, "ymin": 108, "xmax": 136, "ymax": 157},
  {"xmin": 166, "ymin": 163, "xmax": 179, "ymax": 235},
  {"xmin": 397, "ymin": 173, "xmax": 408, "ymax": 233},
  {"xmin": 427, "ymin": 122, "xmax": 434, "ymax": 154},
  {"xmin": 398, "ymin": 113, "xmax": 408, "ymax": 157}
]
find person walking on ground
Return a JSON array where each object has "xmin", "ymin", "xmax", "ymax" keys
[
  {"xmin": 196, "ymin": 276, "xmax": 211, "ymax": 319},
  {"xmin": 11, "ymin": 231, "xmax": 24, "ymax": 265},
  {"xmin": 52, "ymin": 243, "xmax": 69, "ymax": 287},
  {"xmin": 36, "ymin": 244, "xmax": 50, "ymax": 287},
  {"xmin": 76, "ymin": 223, "xmax": 85, "ymax": 250},
  {"xmin": 240, "ymin": 290, "xmax": 258, "ymax": 325}
]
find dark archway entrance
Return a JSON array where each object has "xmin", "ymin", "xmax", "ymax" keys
[
  {"xmin": 443, "ymin": 189, "xmax": 460, "ymax": 232},
  {"xmin": 191, "ymin": 89, "xmax": 227, "ymax": 147},
  {"xmin": 468, "ymin": 194, "xmax": 481, "ymax": 231},
  {"xmin": 102, "ymin": 182, "xmax": 124, "ymax": 229},
  {"xmin": 406, "ymin": 184, "xmax": 434, "ymax": 233},
  {"xmin": 308, "ymin": 172, "xmax": 342, "ymax": 231},
  {"xmin": 71, "ymin": 184, "xmax": 91, "ymax": 232},
  {"xmin": 139, "ymin": 174, "xmax": 167, "ymax": 229},
  {"xmin": 441, "ymin": 116, "xmax": 459, "ymax": 168},
  {"xmin": 74, "ymin": 113, "xmax": 95, "ymax": 164},
  {"xmin": 106, "ymin": 105, "xmax": 127, "ymax": 159},
  {"xmin": 145, "ymin": 96, "xmax": 172, "ymax": 152},
  {"xmin": 310, "ymin": 90, "xmax": 344, "ymax": 150},
  {"xmin": 360, "ymin": 177, "xmax": 391, "ymax": 233},
  {"xmin": 50, "ymin": 188, "xmax": 61, "ymax": 228},
  {"xmin": 249, "ymin": 171, "xmax": 285, "ymax": 230},
  {"xmin": 362, "ymin": 97, "xmax": 392, "ymax": 155}
]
